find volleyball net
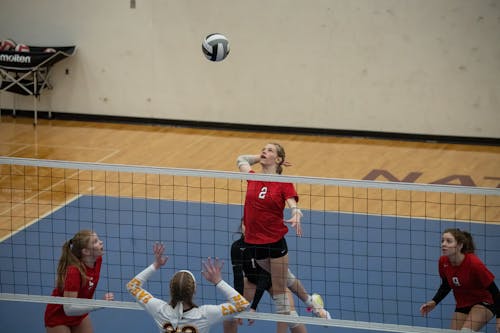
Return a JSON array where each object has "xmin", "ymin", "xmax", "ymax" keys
[{"xmin": 0, "ymin": 157, "xmax": 499, "ymax": 332}]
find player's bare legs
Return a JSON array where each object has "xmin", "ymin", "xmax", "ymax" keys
[
  {"xmin": 46, "ymin": 316, "xmax": 94, "ymax": 333},
  {"xmin": 258, "ymin": 256, "xmax": 288, "ymax": 299},
  {"xmin": 260, "ymin": 255, "xmax": 294, "ymax": 332},
  {"xmin": 275, "ymin": 290, "xmax": 307, "ymax": 333},
  {"xmin": 461, "ymin": 305, "xmax": 494, "ymax": 332},
  {"xmin": 46, "ymin": 326, "xmax": 71, "ymax": 333},
  {"xmin": 73, "ymin": 316, "xmax": 94, "ymax": 333},
  {"xmin": 286, "ymin": 270, "xmax": 331, "ymax": 319},
  {"xmin": 450, "ymin": 311, "xmax": 467, "ymax": 331}
]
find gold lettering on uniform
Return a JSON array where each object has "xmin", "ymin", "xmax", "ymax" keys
[
  {"xmin": 137, "ymin": 290, "xmax": 148, "ymax": 299},
  {"xmin": 232, "ymin": 294, "xmax": 249, "ymax": 311},
  {"xmin": 128, "ymin": 286, "xmax": 139, "ymax": 296},
  {"xmin": 134, "ymin": 289, "xmax": 152, "ymax": 303},
  {"xmin": 221, "ymin": 305, "xmax": 228, "ymax": 316},
  {"xmin": 235, "ymin": 300, "xmax": 248, "ymax": 311},
  {"xmin": 127, "ymin": 279, "xmax": 143, "ymax": 297},
  {"xmin": 222, "ymin": 305, "xmax": 236, "ymax": 316},
  {"xmin": 127, "ymin": 278, "xmax": 142, "ymax": 288}
]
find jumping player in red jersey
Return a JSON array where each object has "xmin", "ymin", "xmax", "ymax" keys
[
  {"xmin": 127, "ymin": 242, "xmax": 249, "ymax": 333},
  {"xmin": 44, "ymin": 230, "xmax": 114, "ymax": 333},
  {"xmin": 236, "ymin": 143, "xmax": 303, "ymax": 332},
  {"xmin": 223, "ymin": 219, "xmax": 331, "ymax": 333},
  {"xmin": 420, "ymin": 228, "xmax": 500, "ymax": 332}
]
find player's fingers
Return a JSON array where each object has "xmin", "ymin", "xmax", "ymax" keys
[
  {"xmin": 154, "ymin": 242, "xmax": 164, "ymax": 254},
  {"xmin": 104, "ymin": 292, "xmax": 114, "ymax": 301},
  {"xmin": 203, "ymin": 257, "xmax": 214, "ymax": 272},
  {"xmin": 214, "ymin": 257, "xmax": 224, "ymax": 270}
]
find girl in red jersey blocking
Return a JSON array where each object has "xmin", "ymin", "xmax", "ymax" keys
[
  {"xmin": 236, "ymin": 143, "xmax": 303, "ymax": 332},
  {"xmin": 45, "ymin": 230, "xmax": 114, "ymax": 333},
  {"xmin": 420, "ymin": 228, "xmax": 500, "ymax": 332}
]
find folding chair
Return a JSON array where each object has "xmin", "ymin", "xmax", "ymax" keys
[{"xmin": 0, "ymin": 45, "xmax": 76, "ymax": 125}]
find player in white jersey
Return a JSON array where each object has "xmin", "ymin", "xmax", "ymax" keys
[{"xmin": 127, "ymin": 242, "xmax": 249, "ymax": 333}]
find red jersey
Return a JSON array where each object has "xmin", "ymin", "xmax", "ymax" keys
[
  {"xmin": 438, "ymin": 253, "xmax": 495, "ymax": 308},
  {"xmin": 44, "ymin": 256, "xmax": 102, "ymax": 327},
  {"xmin": 243, "ymin": 171, "xmax": 298, "ymax": 244}
]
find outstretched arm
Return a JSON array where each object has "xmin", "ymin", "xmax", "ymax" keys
[
  {"xmin": 420, "ymin": 276, "xmax": 451, "ymax": 316},
  {"xmin": 152, "ymin": 242, "xmax": 168, "ymax": 269},
  {"xmin": 62, "ymin": 259, "xmax": 114, "ymax": 316},
  {"xmin": 202, "ymin": 257, "xmax": 249, "ymax": 313},
  {"xmin": 127, "ymin": 242, "xmax": 168, "ymax": 308},
  {"xmin": 62, "ymin": 291, "xmax": 114, "ymax": 316}
]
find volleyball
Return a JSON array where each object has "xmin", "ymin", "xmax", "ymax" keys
[{"xmin": 202, "ymin": 33, "xmax": 230, "ymax": 62}]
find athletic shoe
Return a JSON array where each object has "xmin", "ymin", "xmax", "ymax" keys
[{"xmin": 308, "ymin": 293, "xmax": 331, "ymax": 319}]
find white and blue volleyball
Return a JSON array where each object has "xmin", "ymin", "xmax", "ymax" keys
[{"xmin": 202, "ymin": 33, "xmax": 230, "ymax": 62}]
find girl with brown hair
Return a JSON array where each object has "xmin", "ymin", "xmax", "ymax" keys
[
  {"xmin": 420, "ymin": 228, "xmax": 499, "ymax": 332},
  {"xmin": 44, "ymin": 230, "xmax": 114, "ymax": 333}
]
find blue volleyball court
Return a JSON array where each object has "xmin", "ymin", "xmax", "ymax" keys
[{"xmin": 1, "ymin": 195, "xmax": 499, "ymax": 333}]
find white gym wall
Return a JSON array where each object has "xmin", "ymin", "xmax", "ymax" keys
[{"xmin": 0, "ymin": 0, "xmax": 499, "ymax": 138}]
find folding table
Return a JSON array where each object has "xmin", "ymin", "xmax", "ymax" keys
[{"xmin": 0, "ymin": 45, "xmax": 76, "ymax": 125}]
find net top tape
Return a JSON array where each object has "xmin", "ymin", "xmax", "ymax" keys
[{"xmin": 0, "ymin": 157, "xmax": 498, "ymax": 196}]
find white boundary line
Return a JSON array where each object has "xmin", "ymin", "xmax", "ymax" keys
[
  {"xmin": 0, "ymin": 152, "xmax": 120, "ymax": 242},
  {"xmin": 0, "ymin": 194, "xmax": 82, "ymax": 243},
  {"xmin": 0, "ymin": 142, "xmax": 119, "ymax": 152}
]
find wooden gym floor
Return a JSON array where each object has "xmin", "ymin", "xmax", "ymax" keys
[
  {"xmin": 0, "ymin": 115, "xmax": 499, "ymax": 240},
  {"xmin": 1, "ymin": 115, "xmax": 499, "ymax": 186}
]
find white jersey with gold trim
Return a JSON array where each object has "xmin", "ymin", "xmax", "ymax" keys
[{"xmin": 127, "ymin": 264, "xmax": 248, "ymax": 333}]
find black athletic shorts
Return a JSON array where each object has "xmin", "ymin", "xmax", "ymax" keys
[
  {"xmin": 249, "ymin": 237, "xmax": 288, "ymax": 260},
  {"xmin": 455, "ymin": 302, "xmax": 495, "ymax": 316}
]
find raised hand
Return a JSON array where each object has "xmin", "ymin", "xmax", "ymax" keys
[
  {"xmin": 201, "ymin": 257, "xmax": 224, "ymax": 285},
  {"xmin": 419, "ymin": 301, "xmax": 436, "ymax": 316},
  {"xmin": 285, "ymin": 208, "xmax": 303, "ymax": 237},
  {"xmin": 103, "ymin": 292, "xmax": 114, "ymax": 301},
  {"xmin": 153, "ymin": 242, "xmax": 168, "ymax": 269}
]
